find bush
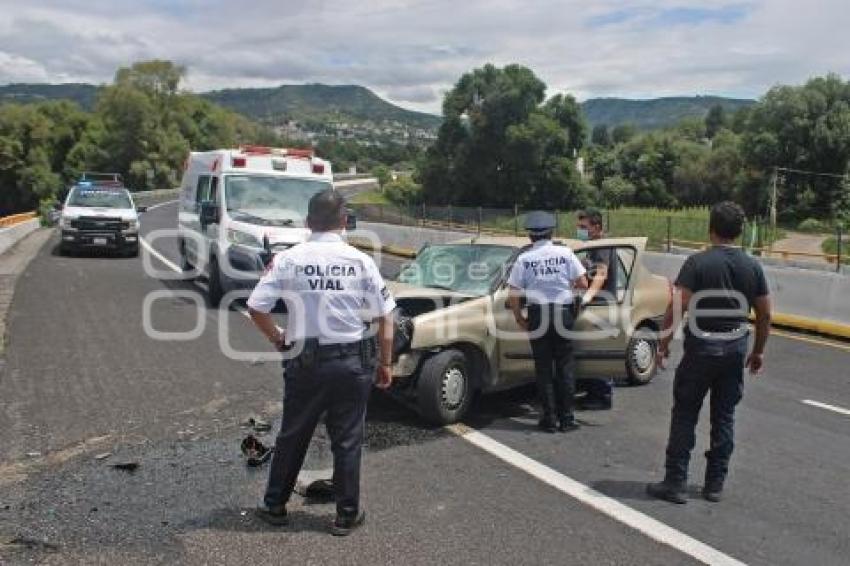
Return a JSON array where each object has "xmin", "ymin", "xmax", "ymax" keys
[
  {"xmin": 38, "ymin": 197, "xmax": 60, "ymax": 227},
  {"xmin": 797, "ymin": 218, "xmax": 826, "ymax": 233},
  {"xmin": 384, "ymin": 176, "xmax": 423, "ymax": 206}
]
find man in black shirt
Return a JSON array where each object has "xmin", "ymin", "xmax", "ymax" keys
[
  {"xmin": 576, "ymin": 208, "xmax": 617, "ymax": 410},
  {"xmin": 647, "ymin": 201, "xmax": 772, "ymax": 504}
]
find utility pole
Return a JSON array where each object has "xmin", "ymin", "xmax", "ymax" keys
[{"xmin": 770, "ymin": 167, "xmax": 778, "ymax": 237}]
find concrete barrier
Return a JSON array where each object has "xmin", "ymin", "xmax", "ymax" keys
[{"xmin": 0, "ymin": 218, "xmax": 40, "ymax": 256}]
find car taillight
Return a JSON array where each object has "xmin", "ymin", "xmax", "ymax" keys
[
  {"xmin": 312, "ymin": 162, "xmax": 325, "ymax": 174},
  {"xmin": 232, "ymin": 157, "xmax": 247, "ymax": 167}
]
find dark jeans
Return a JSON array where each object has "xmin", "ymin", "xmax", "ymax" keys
[
  {"xmin": 264, "ymin": 353, "xmax": 374, "ymax": 518},
  {"xmin": 664, "ymin": 336, "xmax": 747, "ymax": 485},
  {"xmin": 527, "ymin": 303, "xmax": 576, "ymax": 422}
]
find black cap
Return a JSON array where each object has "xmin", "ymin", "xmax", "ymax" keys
[{"xmin": 524, "ymin": 211, "xmax": 556, "ymax": 235}]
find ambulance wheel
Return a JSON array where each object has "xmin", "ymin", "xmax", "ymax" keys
[
  {"xmin": 417, "ymin": 349, "xmax": 472, "ymax": 425},
  {"xmin": 208, "ymin": 256, "xmax": 224, "ymax": 308},
  {"xmin": 627, "ymin": 325, "xmax": 658, "ymax": 385},
  {"xmin": 178, "ymin": 238, "xmax": 193, "ymax": 272}
]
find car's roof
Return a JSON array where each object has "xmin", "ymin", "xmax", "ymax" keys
[{"xmin": 447, "ymin": 235, "xmax": 647, "ymax": 251}]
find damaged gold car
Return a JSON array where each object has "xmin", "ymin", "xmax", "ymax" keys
[{"xmin": 388, "ymin": 236, "xmax": 671, "ymax": 424}]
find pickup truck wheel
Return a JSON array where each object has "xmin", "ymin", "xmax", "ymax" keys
[
  {"xmin": 626, "ymin": 326, "xmax": 658, "ymax": 385},
  {"xmin": 417, "ymin": 349, "xmax": 472, "ymax": 425},
  {"xmin": 207, "ymin": 256, "xmax": 224, "ymax": 307}
]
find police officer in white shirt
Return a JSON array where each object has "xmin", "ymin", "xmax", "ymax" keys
[
  {"xmin": 507, "ymin": 211, "xmax": 589, "ymax": 432},
  {"xmin": 247, "ymin": 189, "xmax": 395, "ymax": 536}
]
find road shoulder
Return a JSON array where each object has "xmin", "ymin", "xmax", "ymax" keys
[{"xmin": 0, "ymin": 228, "xmax": 52, "ymax": 356}]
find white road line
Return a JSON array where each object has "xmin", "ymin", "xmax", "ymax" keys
[
  {"xmin": 448, "ymin": 425, "xmax": 747, "ymax": 566},
  {"xmin": 802, "ymin": 399, "xmax": 850, "ymax": 416},
  {"xmin": 140, "ymin": 234, "xmax": 255, "ymax": 325},
  {"xmin": 140, "ymin": 214, "xmax": 743, "ymax": 565},
  {"xmin": 139, "ymin": 237, "xmax": 183, "ymax": 274},
  {"xmin": 143, "ymin": 199, "xmax": 178, "ymax": 211}
]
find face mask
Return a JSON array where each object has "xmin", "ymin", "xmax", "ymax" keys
[{"xmin": 576, "ymin": 228, "xmax": 590, "ymax": 241}]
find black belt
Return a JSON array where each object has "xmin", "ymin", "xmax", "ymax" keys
[{"xmin": 315, "ymin": 340, "xmax": 367, "ymax": 360}]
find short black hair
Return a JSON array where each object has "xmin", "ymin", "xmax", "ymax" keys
[
  {"xmin": 307, "ymin": 189, "xmax": 346, "ymax": 231},
  {"xmin": 578, "ymin": 208, "xmax": 603, "ymax": 228},
  {"xmin": 529, "ymin": 231, "xmax": 553, "ymax": 242},
  {"xmin": 709, "ymin": 201, "xmax": 746, "ymax": 240}
]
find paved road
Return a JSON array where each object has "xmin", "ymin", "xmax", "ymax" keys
[{"xmin": 0, "ymin": 201, "xmax": 848, "ymax": 565}]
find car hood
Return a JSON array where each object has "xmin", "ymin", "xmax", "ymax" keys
[
  {"xmin": 387, "ymin": 281, "xmax": 478, "ymax": 301},
  {"xmin": 62, "ymin": 206, "xmax": 137, "ymax": 221}
]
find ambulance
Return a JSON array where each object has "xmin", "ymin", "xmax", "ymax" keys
[{"xmin": 177, "ymin": 145, "xmax": 347, "ymax": 306}]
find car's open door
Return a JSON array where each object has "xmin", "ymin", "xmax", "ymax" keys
[{"xmin": 572, "ymin": 243, "xmax": 639, "ymax": 379}]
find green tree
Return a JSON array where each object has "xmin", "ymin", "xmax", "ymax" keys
[
  {"xmin": 591, "ymin": 124, "xmax": 611, "ymax": 147},
  {"xmin": 705, "ymin": 104, "xmax": 727, "ymax": 139},
  {"xmin": 419, "ymin": 63, "xmax": 587, "ymax": 209},
  {"xmin": 611, "ymin": 123, "xmax": 637, "ymax": 145},
  {"xmin": 372, "ymin": 164, "xmax": 391, "ymax": 188}
]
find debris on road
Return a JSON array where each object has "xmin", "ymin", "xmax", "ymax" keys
[
  {"xmin": 24, "ymin": 452, "xmax": 41, "ymax": 458},
  {"xmin": 240, "ymin": 435, "xmax": 272, "ymax": 467},
  {"xmin": 1, "ymin": 534, "xmax": 59, "ymax": 553},
  {"xmin": 241, "ymin": 417, "xmax": 272, "ymax": 433},
  {"xmin": 94, "ymin": 452, "xmax": 112, "ymax": 461},
  {"xmin": 111, "ymin": 461, "xmax": 140, "ymax": 472}
]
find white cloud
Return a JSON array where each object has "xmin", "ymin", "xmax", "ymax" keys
[{"xmin": 0, "ymin": 0, "xmax": 848, "ymax": 112}]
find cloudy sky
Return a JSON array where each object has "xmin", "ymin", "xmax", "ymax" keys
[{"xmin": 0, "ymin": 0, "xmax": 847, "ymax": 113}]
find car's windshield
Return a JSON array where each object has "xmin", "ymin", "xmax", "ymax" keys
[
  {"xmin": 224, "ymin": 175, "xmax": 332, "ymax": 227},
  {"xmin": 397, "ymin": 244, "xmax": 516, "ymax": 295},
  {"xmin": 67, "ymin": 188, "xmax": 132, "ymax": 209}
]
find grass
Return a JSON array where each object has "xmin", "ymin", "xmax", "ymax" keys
[
  {"xmin": 347, "ymin": 201, "xmax": 781, "ymax": 251},
  {"xmin": 822, "ymin": 237, "xmax": 850, "ymax": 264},
  {"xmin": 348, "ymin": 189, "xmax": 392, "ymax": 205}
]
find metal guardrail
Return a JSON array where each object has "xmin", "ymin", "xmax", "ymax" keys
[{"xmin": 0, "ymin": 211, "xmax": 37, "ymax": 229}]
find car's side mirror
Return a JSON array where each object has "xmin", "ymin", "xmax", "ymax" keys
[
  {"xmin": 346, "ymin": 213, "xmax": 357, "ymax": 231},
  {"xmin": 137, "ymin": 205, "xmax": 148, "ymax": 213},
  {"xmin": 200, "ymin": 200, "xmax": 220, "ymax": 226}
]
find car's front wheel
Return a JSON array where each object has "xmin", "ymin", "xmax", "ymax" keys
[
  {"xmin": 626, "ymin": 326, "xmax": 658, "ymax": 385},
  {"xmin": 207, "ymin": 256, "xmax": 224, "ymax": 307},
  {"xmin": 417, "ymin": 349, "xmax": 473, "ymax": 425}
]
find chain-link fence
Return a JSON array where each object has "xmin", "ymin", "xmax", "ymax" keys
[{"xmin": 349, "ymin": 202, "xmax": 845, "ymax": 271}]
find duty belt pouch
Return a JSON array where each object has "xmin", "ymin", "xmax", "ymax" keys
[{"xmin": 299, "ymin": 338, "xmax": 319, "ymax": 369}]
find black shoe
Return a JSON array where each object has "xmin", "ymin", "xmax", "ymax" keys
[
  {"xmin": 646, "ymin": 481, "xmax": 687, "ymax": 504},
  {"xmin": 702, "ymin": 481, "xmax": 724, "ymax": 503},
  {"xmin": 579, "ymin": 397, "xmax": 612, "ymax": 411},
  {"xmin": 558, "ymin": 418, "xmax": 580, "ymax": 432},
  {"xmin": 255, "ymin": 503, "xmax": 289, "ymax": 526},
  {"xmin": 537, "ymin": 417, "xmax": 558, "ymax": 433},
  {"xmin": 331, "ymin": 510, "xmax": 366, "ymax": 536}
]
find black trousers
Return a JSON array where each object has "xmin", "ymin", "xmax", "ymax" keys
[
  {"xmin": 264, "ymin": 352, "xmax": 374, "ymax": 518},
  {"xmin": 527, "ymin": 303, "xmax": 577, "ymax": 422},
  {"xmin": 664, "ymin": 336, "xmax": 747, "ymax": 485}
]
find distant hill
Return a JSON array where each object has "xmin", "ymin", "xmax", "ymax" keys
[
  {"xmin": 0, "ymin": 83, "xmax": 101, "ymax": 110},
  {"xmin": 581, "ymin": 96, "xmax": 755, "ymax": 130},
  {"xmin": 0, "ymin": 82, "xmax": 753, "ymax": 134},
  {"xmin": 202, "ymin": 84, "xmax": 442, "ymax": 130}
]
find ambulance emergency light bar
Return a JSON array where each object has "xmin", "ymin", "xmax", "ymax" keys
[{"xmin": 231, "ymin": 146, "xmax": 325, "ymax": 174}]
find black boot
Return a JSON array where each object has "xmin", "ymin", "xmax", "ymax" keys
[
  {"xmin": 558, "ymin": 415, "xmax": 580, "ymax": 432},
  {"xmin": 331, "ymin": 510, "xmax": 366, "ymax": 536},
  {"xmin": 255, "ymin": 503, "xmax": 289, "ymax": 526},
  {"xmin": 702, "ymin": 478, "xmax": 724, "ymax": 503},
  {"xmin": 646, "ymin": 481, "xmax": 687, "ymax": 504},
  {"xmin": 537, "ymin": 416, "xmax": 558, "ymax": 433}
]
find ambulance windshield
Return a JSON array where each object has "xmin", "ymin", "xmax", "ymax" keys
[{"xmin": 224, "ymin": 175, "xmax": 332, "ymax": 226}]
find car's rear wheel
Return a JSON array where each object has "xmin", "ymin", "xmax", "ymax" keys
[
  {"xmin": 417, "ymin": 349, "xmax": 472, "ymax": 425},
  {"xmin": 626, "ymin": 325, "xmax": 658, "ymax": 385}
]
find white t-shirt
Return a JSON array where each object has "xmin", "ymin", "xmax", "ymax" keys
[
  {"xmin": 247, "ymin": 232, "xmax": 396, "ymax": 344},
  {"xmin": 507, "ymin": 240, "xmax": 586, "ymax": 305}
]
